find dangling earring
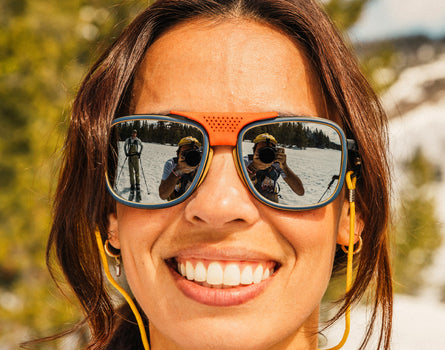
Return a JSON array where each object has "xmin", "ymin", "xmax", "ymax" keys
[
  {"xmin": 341, "ymin": 235, "xmax": 363, "ymax": 255},
  {"xmin": 104, "ymin": 240, "xmax": 122, "ymax": 277}
]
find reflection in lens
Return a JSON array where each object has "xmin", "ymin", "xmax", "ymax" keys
[
  {"xmin": 182, "ymin": 148, "xmax": 202, "ymax": 167},
  {"xmin": 242, "ymin": 121, "xmax": 343, "ymax": 208},
  {"xmin": 108, "ymin": 119, "xmax": 204, "ymax": 206},
  {"xmin": 258, "ymin": 147, "xmax": 276, "ymax": 163}
]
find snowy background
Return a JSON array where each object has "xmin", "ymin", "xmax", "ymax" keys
[
  {"xmin": 346, "ymin": 2, "xmax": 445, "ymax": 347},
  {"xmin": 324, "ymin": 45, "xmax": 445, "ymax": 349}
]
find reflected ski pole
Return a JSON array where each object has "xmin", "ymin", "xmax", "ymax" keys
[
  {"xmin": 139, "ymin": 155, "xmax": 150, "ymax": 195},
  {"xmin": 317, "ymin": 175, "xmax": 339, "ymax": 202},
  {"xmin": 115, "ymin": 156, "xmax": 128, "ymax": 189}
]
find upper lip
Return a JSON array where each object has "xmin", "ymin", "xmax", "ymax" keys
[{"xmin": 164, "ymin": 244, "xmax": 281, "ymax": 264}]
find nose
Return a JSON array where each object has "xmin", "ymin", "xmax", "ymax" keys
[{"xmin": 184, "ymin": 146, "xmax": 260, "ymax": 228}]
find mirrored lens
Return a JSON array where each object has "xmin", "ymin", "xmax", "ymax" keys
[
  {"xmin": 241, "ymin": 121, "xmax": 344, "ymax": 208},
  {"xmin": 107, "ymin": 118, "xmax": 205, "ymax": 206}
]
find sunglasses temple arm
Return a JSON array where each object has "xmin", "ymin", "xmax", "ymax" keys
[
  {"xmin": 95, "ymin": 230, "xmax": 151, "ymax": 350},
  {"xmin": 347, "ymin": 139, "xmax": 361, "ymax": 178}
]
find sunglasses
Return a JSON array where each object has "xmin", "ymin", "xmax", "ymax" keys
[{"xmin": 106, "ymin": 111, "xmax": 357, "ymax": 210}]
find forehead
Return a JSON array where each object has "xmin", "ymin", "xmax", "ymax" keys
[
  {"xmin": 179, "ymin": 143, "xmax": 195, "ymax": 151},
  {"xmin": 131, "ymin": 18, "xmax": 326, "ymax": 118},
  {"xmin": 255, "ymin": 141, "xmax": 273, "ymax": 148}
]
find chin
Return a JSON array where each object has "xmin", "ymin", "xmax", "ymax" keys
[{"xmin": 151, "ymin": 319, "xmax": 304, "ymax": 350}]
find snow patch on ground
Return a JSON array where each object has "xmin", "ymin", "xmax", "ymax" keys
[
  {"xmin": 324, "ymin": 294, "xmax": 445, "ymax": 349},
  {"xmin": 387, "ymin": 68, "xmax": 445, "ymax": 294},
  {"xmin": 328, "ymin": 54, "xmax": 445, "ymax": 349},
  {"xmin": 382, "ymin": 53, "xmax": 445, "ymax": 111},
  {"xmin": 389, "ymin": 98, "xmax": 445, "ymax": 220}
]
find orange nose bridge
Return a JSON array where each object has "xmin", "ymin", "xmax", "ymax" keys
[{"xmin": 171, "ymin": 111, "xmax": 278, "ymax": 146}]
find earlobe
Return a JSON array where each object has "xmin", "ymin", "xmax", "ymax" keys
[
  {"xmin": 107, "ymin": 212, "xmax": 121, "ymax": 249},
  {"xmin": 336, "ymin": 199, "xmax": 364, "ymax": 246}
]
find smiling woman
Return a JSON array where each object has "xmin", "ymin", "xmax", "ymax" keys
[{"xmin": 38, "ymin": 1, "xmax": 392, "ymax": 350}]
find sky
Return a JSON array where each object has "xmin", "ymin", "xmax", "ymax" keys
[{"xmin": 349, "ymin": 0, "xmax": 445, "ymax": 41}]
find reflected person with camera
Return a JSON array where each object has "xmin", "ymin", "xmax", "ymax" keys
[
  {"xmin": 246, "ymin": 133, "xmax": 304, "ymax": 202},
  {"xmin": 159, "ymin": 136, "xmax": 202, "ymax": 201}
]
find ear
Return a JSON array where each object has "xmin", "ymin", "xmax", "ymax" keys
[
  {"xmin": 107, "ymin": 212, "xmax": 121, "ymax": 249},
  {"xmin": 336, "ymin": 199, "xmax": 364, "ymax": 246}
]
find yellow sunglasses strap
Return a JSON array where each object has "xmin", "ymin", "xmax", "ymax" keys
[
  {"xmin": 321, "ymin": 170, "xmax": 356, "ymax": 350},
  {"xmin": 95, "ymin": 230, "xmax": 151, "ymax": 350}
]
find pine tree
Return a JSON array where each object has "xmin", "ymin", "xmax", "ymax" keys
[{"xmin": 0, "ymin": 0, "xmax": 147, "ymax": 348}]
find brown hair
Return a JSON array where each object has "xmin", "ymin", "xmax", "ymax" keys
[{"xmin": 44, "ymin": 0, "xmax": 392, "ymax": 349}]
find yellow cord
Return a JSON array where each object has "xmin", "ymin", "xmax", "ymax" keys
[
  {"xmin": 321, "ymin": 170, "xmax": 356, "ymax": 350},
  {"xmin": 95, "ymin": 171, "xmax": 357, "ymax": 350},
  {"xmin": 94, "ymin": 230, "xmax": 151, "ymax": 350}
]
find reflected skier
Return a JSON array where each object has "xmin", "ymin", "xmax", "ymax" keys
[{"xmin": 124, "ymin": 129, "xmax": 143, "ymax": 201}]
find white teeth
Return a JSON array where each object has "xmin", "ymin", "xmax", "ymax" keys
[
  {"xmin": 240, "ymin": 265, "xmax": 253, "ymax": 285},
  {"xmin": 186, "ymin": 261, "xmax": 195, "ymax": 280},
  {"xmin": 223, "ymin": 264, "xmax": 241, "ymax": 286},
  {"xmin": 176, "ymin": 260, "xmax": 274, "ymax": 287},
  {"xmin": 253, "ymin": 265, "xmax": 263, "ymax": 284},
  {"xmin": 207, "ymin": 262, "xmax": 223, "ymax": 285},
  {"xmin": 179, "ymin": 262, "xmax": 185, "ymax": 276},
  {"xmin": 262, "ymin": 267, "xmax": 270, "ymax": 280},
  {"xmin": 194, "ymin": 262, "xmax": 207, "ymax": 282}
]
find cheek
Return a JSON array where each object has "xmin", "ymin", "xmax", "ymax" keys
[
  {"xmin": 270, "ymin": 206, "xmax": 340, "ymax": 252},
  {"xmin": 255, "ymin": 204, "xmax": 341, "ymax": 325},
  {"xmin": 264, "ymin": 204, "xmax": 340, "ymax": 288},
  {"xmin": 116, "ymin": 203, "xmax": 182, "ymax": 258},
  {"xmin": 114, "ymin": 204, "xmax": 186, "ymax": 305}
]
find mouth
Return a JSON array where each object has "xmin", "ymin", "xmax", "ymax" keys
[{"xmin": 166, "ymin": 257, "xmax": 280, "ymax": 306}]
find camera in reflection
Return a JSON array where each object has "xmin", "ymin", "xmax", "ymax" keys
[
  {"xmin": 258, "ymin": 146, "xmax": 277, "ymax": 163},
  {"xmin": 181, "ymin": 148, "xmax": 202, "ymax": 167}
]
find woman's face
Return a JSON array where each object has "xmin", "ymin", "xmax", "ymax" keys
[{"xmin": 109, "ymin": 19, "xmax": 352, "ymax": 350}]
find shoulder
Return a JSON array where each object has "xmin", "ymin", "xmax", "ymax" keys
[
  {"xmin": 165, "ymin": 158, "xmax": 175, "ymax": 166},
  {"xmin": 162, "ymin": 158, "xmax": 176, "ymax": 178}
]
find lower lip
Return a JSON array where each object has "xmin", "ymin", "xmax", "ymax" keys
[{"xmin": 168, "ymin": 265, "xmax": 273, "ymax": 307}]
